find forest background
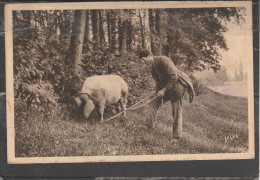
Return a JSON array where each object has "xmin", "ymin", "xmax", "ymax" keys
[{"xmin": 12, "ymin": 8, "xmax": 246, "ymax": 107}]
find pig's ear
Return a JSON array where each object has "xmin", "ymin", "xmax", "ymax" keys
[{"xmin": 83, "ymin": 99, "xmax": 95, "ymax": 119}]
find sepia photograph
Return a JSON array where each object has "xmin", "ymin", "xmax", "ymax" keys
[{"xmin": 5, "ymin": 1, "xmax": 254, "ymax": 164}]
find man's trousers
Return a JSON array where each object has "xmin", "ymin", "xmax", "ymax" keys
[{"xmin": 146, "ymin": 81, "xmax": 186, "ymax": 138}]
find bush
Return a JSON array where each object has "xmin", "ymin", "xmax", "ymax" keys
[{"xmin": 13, "ymin": 32, "xmax": 157, "ymax": 111}]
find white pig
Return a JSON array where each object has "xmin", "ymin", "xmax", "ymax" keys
[{"xmin": 74, "ymin": 75, "xmax": 128, "ymax": 122}]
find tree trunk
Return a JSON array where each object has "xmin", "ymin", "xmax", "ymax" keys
[
  {"xmin": 155, "ymin": 9, "xmax": 161, "ymax": 55},
  {"xmin": 59, "ymin": 11, "xmax": 65, "ymax": 42},
  {"xmin": 54, "ymin": 10, "xmax": 59, "ymax": 35},
  {"xmin": 165, "ymin": 24, "xmax": 172, "ymax": 58},
  {"xmin": 126, "ymin": 19, "xmax": 133, "ymax": 51},
  {"xmin": 111, "ymin": 11, "xmax": 116, "ymax": 51},
  {"xmin": 84, "ymin": 11, "xmax": 90, "ymax": 50},
  {"xmin": 118, "ymin": 18, "xmax": 123, "ymax": 52},
  {"xmin": 92, "ymin": 10, "xmax": 99, "ymax": 48},
  {"xmin": 70, "ymin": 10, "xmax": 87, "ymax": 73},
  {"xmin": 99, "ymin": 10, "xmax": 105, "ymax": 44},
  {"xmin": 138, "ymin": 10, "xmax": 146, "ymax": 49},
  {"xmin": 106, "ymin": 10, "xmax": 111, "ymax": 49},
  {"xmin": 64, "ymin": 10, "xmax": 72, "ymax": 35},
  {"xmin": 155, "ymin": 9, "xmax": 160, "ymax": 34},
  {"xmin": 148, "ymin": 9, "xmax": 155, "ymax": 54},
  {"xmin": 121, "ymin": 20, "xmax": 127, "ymax": 52}
]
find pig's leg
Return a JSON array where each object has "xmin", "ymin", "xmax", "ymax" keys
[
  {"xmin": 99, "ymin": 102, "xmax": 105, "ymax": 123},
  {"xmin": 81, "ymin": 94, "xmax": 95, "ymax": 120},
  {"xmin": 120, "ymin": 94, "xmax": 127, "ymax": 117},
  {"xmin": 98, "ymin": 89, "xmax": 106, "ymax": 122}
]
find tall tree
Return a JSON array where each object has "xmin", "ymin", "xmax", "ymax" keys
[
  {"xmin": 84, "ymin": 11, "xmax": 90, "ymax": 50},
  {"xmin": 126, "ymin": 10, "xmax": 134, "ymax": 51},
  {"xmin": 121, "ymin": 20, "xmax": 127, "ymax": 52},
  {"xmin": 106, "ymin": 10, "xmax": 111, "ymax": 49},
  {"xmin": 92, "ymin": 10, "xmax": 99, "ymax": 48},
  {"xmin": 70, "ymin": 10, "xmax": 87, "ymax": 73},
  {"xmin": 155, "ymin": 9, "xmax": 160, "ymax": 34},
  {"xmin": 118, "ymin": 18, "xmax": 123, "ymax": 52},
  {"xmin": 148, "ymin": 9, "xmax": 155, "ymax": 54},
  {"xmin": 154, "ymin": 9, "xmax": 162, "ymax": 55},
  {"xmin": 111, "ymin": 10, "xmax": 116, "ymax": 51},
  {"xmin": 63, "ymin": 10, "xmax": 73, "ymax": 36},
  {"xmin": 138, "ymin": 10, "xmax": 146, "ymax": 49},
  {"xmin": 126, "ymin": 19, "xmax": 133, "ymax": 51},
  {"xmin": 99, "ymin": 10, "xmax": 105, "ymax": 44}
]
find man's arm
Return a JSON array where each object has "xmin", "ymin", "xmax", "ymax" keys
[
  {"xmin": 156, "ymin": 57, "xmax": 178, "ymax": 97},
  {"xmin": 163, "ymin": 58, "xmax": 178, "ymax": 90},
  {"xmin": 151, "ymin": 66, "xmax": 160, "ymax": 83}
]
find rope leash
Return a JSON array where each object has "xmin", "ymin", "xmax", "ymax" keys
[
  {"xmin": 126, "ymin": 92, "xmax": 156, "ymax": 109},
  {"xmin": 102, "ymin": 94, "xmax": 158, "ymax": 124},
  {"xmin": 128, "ymin": 95, "xmax": 157, "ymax": 110},
  {"xmin": 85, "ymin": 93, "xmax": 158, "ymax": 134},
  {"xmin": 80, "ymin": 91, "xmax": 156, "ymax": 110}
]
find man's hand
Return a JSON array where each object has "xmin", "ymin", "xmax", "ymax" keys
[{"xmin": 157, "ymin": 88, "xmax": 167, "ymax": 97}]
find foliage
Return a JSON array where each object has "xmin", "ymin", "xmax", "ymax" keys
[
  {"xmin": 164, "ymin": 7, "xmax": 246, "ymax": 72},
  {"xmin": 12, "ymin": 7, "xmax": 245, "ymax": 109}
]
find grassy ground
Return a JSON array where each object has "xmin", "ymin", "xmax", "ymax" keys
[{"xmin": 14, "ymin": 89, "xmax": 248, "ymax": 157}]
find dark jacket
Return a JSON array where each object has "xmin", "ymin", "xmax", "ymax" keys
[
  {"xmin": 151, "ymin": 56, "xmax": 178, "ymax": 90},
  {"xmin": 151, "ymin": 56, "xmax": 195, "ymax": 103}
]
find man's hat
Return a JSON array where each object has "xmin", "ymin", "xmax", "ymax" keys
[{"xmin": 138, "ymin": 49, "xmax": 152, "ymax": 59}]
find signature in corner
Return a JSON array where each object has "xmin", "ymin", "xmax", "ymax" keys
[{"xmin": 224, "ymin": 134, "xmax": 239, "ymax": 143}]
